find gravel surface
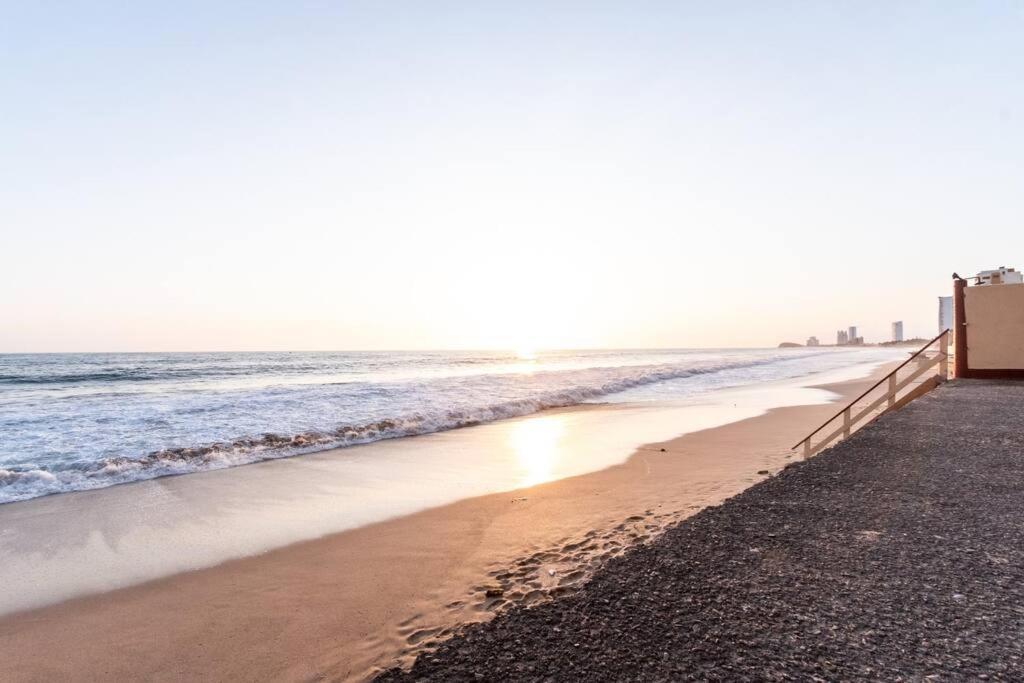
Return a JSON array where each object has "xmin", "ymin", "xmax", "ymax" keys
[{"xmin": 379, "ymin": 380, "xmax": 1024, "ymax": 681}]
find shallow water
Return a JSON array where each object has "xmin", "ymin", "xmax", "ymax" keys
[
  {"xmin": 0, "ymin": 347, "xmax": 903, "ymax": 503},
  {"xmin": 0, "ymin": 356, "xmax": 896, "ymax": 615}
]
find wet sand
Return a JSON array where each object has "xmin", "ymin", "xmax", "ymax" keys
[
  {"xmin": 382, "ymin": 379, "xmax": 1024, "ymax": 681},
  {"xmin": 0, "ymin": 365, "xmax": 893, "ymax": 682}
]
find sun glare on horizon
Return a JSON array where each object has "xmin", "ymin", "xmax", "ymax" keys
[{"xmin": 515, "ymin": 347, "xmax": 538, "ymax": 361}]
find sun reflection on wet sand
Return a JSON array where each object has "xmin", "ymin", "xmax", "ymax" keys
[{"xmin": 509, "ymin": 415, "xmax": 565, "ymax": 487}]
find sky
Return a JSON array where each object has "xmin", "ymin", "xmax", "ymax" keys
[{"xmin": 1, "ymin": 2, "xmax": 1022, "ymax": 352}]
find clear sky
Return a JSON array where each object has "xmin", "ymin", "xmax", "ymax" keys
[{"xmin": 2, "ymin": 2, "xmax": 1021, "ymax": 352}]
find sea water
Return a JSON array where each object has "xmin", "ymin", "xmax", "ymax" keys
[{"xmin": 0, "ymin": 347, "xmax": 903, "ymax": 504}]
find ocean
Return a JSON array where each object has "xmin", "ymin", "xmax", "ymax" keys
[{"xmin": 0, "ymin": 347, "xmax": 902, "ymax": 504}]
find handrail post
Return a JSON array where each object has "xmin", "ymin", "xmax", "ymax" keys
[
  {"xmin": 887, "ymin": 374, "xmax": 896, "ymax": 409},
  {"xmin": 842, "ymin": 407, "xmax": 851, "ymax": 438},
  {"xmin": 803, "ymin": 439, "xmax": 810, "ymax": 459},
  {"xmin": 939, "ymin": 330, "xmax": 949, "ymax": 380},
  {"xmin": 953, "ymin": 277, "xmax": 968, "ymax": 378}
]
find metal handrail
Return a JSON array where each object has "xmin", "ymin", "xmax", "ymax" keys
[{"xmin": 791, "ymin": 330, "xmax": 950, "ymax": 454}]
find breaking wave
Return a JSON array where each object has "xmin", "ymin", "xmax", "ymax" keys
[{"xmin": 0, "ymin": 348, "xmax": 897, "ymax": 504}]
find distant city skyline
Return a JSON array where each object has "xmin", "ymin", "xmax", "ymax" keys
[{"xmin": 2, "ymin": 3, "xmax": 1022, "ymax": 352}]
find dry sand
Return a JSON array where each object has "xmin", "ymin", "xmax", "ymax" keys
[
  {"xmin": 0, "ymin": 366, "xmax": 892, "ymax": 682},
  {"xmin": 382, "ymin": 379, "xmax": 1024, "ymax": 681}
]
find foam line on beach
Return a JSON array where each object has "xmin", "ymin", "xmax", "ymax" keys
[{"xmin": 0, "ymin": 353, "xmax": 867, "ymax": 504}]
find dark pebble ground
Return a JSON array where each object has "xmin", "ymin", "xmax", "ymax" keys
[{"xmin": 379, "ymin": 380, "xmax": 1024, "ymax": 681}]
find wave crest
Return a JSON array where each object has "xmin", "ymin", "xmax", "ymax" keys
[{"xmin": 0, "ymin": 353, "xmax": 828, "ymax": 504}]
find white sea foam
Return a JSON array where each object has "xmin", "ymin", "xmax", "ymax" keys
[{"xmin": 0, "ymin": 347, "xmax": 904, "ymax": 503}]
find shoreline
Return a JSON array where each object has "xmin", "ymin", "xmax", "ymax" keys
[
  {"xmin": 0, "ymin": 349, "xmax": 884, "ymax": 507},
  {"xmin": 381, "ymin": 379, "xmax": 1024, "ymax": 680},
  {"xmin": 0, "ymin": 362, "xmax": 895, "ymax": 681}
]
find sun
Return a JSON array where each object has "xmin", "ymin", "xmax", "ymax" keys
[{"xmin": 515, "ymin": 346, "xmax": 537, "ymax": 361}]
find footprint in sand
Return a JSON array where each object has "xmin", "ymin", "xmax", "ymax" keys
[
  {"xmin": 394, "ymin": 507, "xmax": 698, "ymax": 666},
  {"xmin": 396, "ymin": 613, "xmax": 423, "ymax": 628},
  {"xmin": 559, "ymin": 569, "xmax": 586, "ymax": 585},
  {"xmin": 522, "ymin": 589, "xmax": 546, "ymax": 606},
  {"xmin": 481, "ymin": 597, "xmax": 507, "ymax": 611},
  {"xmin": 405, "ymin": 628, "xmax": 440, "ymax": 646}
]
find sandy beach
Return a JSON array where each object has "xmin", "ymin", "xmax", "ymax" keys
[
  {"xmin": 0, "ymin": 363, "xmax": 895, "ymax": 681},
  {"xmin": 383, "ymin": 379, "xmax": 1024, "ymax": 680},
  {"xmin": 4, "ymin": 3, "xmax": 1009, "ymax": 680}
]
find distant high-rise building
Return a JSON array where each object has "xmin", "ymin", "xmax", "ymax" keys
[
  {"xmin": 848, "ymin": 326, "xmax": 858, "ymax": 343},
  {"xmin": 891, "ymin": 321, "xmax": 904, "ymax": 343},
  {"xmin": 806, "ymin": 336, "xmax": 820, "ymax": 347},
  {"xmin": 837, "ymin": 329, "xmax": 848, "ymax": 345},
  {"xmin": 938, "ymin": 296, "xmax": 953, "ymax": 333}
]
